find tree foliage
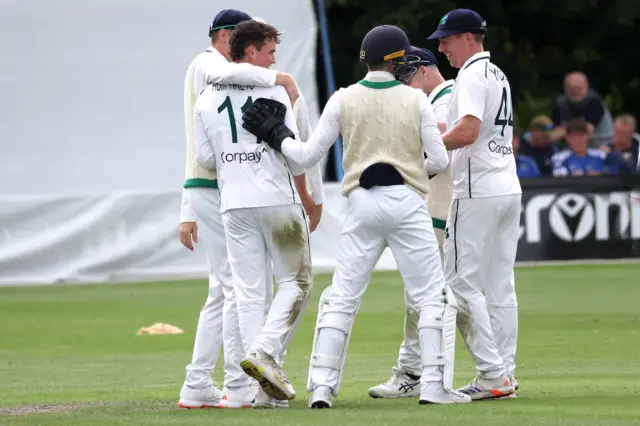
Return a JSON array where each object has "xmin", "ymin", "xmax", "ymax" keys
[{"xmin": 322, "ymin": 0, "xmax": 640, "ymax": 128}]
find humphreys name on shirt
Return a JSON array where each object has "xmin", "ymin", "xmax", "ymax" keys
[
  {"xmin": 488, "ymin": 140, "xmax": 513, "ymax": 157},
  {"xmin": 212, "ymin": 83, "xmax": 255, "ymax": 91},
  {"xmin": 221, "ymin": 148, "xmax": 267, "ymax": 164}
]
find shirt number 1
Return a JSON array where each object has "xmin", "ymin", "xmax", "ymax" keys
[{"xmin": 217, "ymin": 96, "xmax": 259, "ymax": 143}]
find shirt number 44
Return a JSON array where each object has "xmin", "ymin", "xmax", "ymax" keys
[
  {"xmin": 494, "ymin": 87, "xmax": 514, "ymax": 137},
  {"xmin": 217, "ymin": 96, "xmax": 261, "ymax": 144}
]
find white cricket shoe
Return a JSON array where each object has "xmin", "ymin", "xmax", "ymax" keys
[
  {"xmin": 308, "ymin": 385, "xmax": 332, "ymax": 409},
  {"xmin": 511, "ymin": 376, "xmax": 519, "ymax": 391},
  {"xmin": 368, "ymin": 367, "xmax": 421, "ymax": 399},
  {"xmin": 457, "ymin": 374, "xmax": 515, "ymax": 400},
  {"xmin": 178, "ymin": 383, "xmax": 222, "ymax": 409},
  {"xmin": 253, "ymin": 387, "xmax": 290, "ymax": 409},
  {"xmin": 499, "ymin": 376, "xmax": 519, "ymax": 399},
  {"xmin": 217, "ymin": 385, "xmax": 255, "ymax": 408},
  {"xmin": 418, "ymin": 382, "xmax": 472, "ymax": 404},
  {"xmin": 240, "ymin": 350, "xmax": 296, "ymax": 401}
]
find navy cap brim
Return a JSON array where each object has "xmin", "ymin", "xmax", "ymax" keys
[{"xmin": 427, "ymin": 28, "xmax": 461, "ymax": 40}]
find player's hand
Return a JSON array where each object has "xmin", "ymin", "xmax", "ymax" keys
[
  {"xmin": 437, "ymin": 121, "xmax": 447, "ymax": 133},
  {"xmin": 309, "ymin": 203, "xmax": 323, "ymax": 233},
  {"xmin": 242, "ymin": 99, "xmax": 294, "ymax": 152},
  {"xmin": 180, "ymin": 222, "xmax": 198, "ymax": 251},
  {"xmin": 276, "ymin": 72, "xmax": 300, "ymax": 104},
  {"xmin": 300, "ymin": 193, "xmax": 314, "ymax": 217}
]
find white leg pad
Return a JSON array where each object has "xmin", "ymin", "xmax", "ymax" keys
[
  {"xmin": 307, "ymin": 285, "xmax": 359, "ymax": 397},
  {"xmin": 418, "ymin": 286, "xmax": 458, "ymax": 391}
]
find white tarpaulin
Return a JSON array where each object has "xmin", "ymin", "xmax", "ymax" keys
[
  {"xmin": 0, "ymin": 184, "xmax": 399, "ymax": 285},
  {"xmin": 0, "ymin": 0, "xmax": 368, "ymax": 286}
]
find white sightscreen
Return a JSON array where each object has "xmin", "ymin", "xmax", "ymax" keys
[{"xmin": 0, "ymin": 0, "xmax": 341, "ymax": 285}]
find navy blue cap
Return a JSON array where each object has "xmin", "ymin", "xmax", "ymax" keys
[
  {"xmin": 209, "ymin": 9, "xmax": 252, "ymax": 35},
  {"xmin": 427, "ymin": 9, "xmax": 487, "ymax": 40},
  {"xmin": 407, "ymin": 46, "xmax": 438, "ymax": 66},
  {"xmin": 360, "ymin": 25, "xmax": 411, "ymax": 64}
]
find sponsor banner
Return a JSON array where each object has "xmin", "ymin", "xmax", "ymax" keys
[{"xmin": 517, "ymin": 175, "xmax": 640, "ymax": 261}]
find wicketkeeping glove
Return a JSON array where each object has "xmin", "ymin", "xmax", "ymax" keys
[
  {"xmin": 242, "ymin": 98, "xmax": 294, "ymax": 152},
  {"xmin": 254, "ymin": 97, "xmax": 288, "ymax": 120}
]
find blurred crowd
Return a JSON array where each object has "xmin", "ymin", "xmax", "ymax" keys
[{"xmin": 512, "ymin": 71, "xmax": 639, "ymax": 178}]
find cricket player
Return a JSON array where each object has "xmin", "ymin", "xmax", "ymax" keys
[
  {"xmin": 369, "ymin": 46, "xmax": 455, "ymax": 399},
  {"xmin": 242, "ymin": 24, "xmax": 471, "ymax": 408},
  {"xmin": 178, "ymin": 10, "xmax": 322, "ymax": 409},
  {"xmin": 194, "ymin": 20, "xmax": 313, "ymax": 403},
  {"xmin": 428, "ymin": 8, "xmax": 521, "ymax": 399}
]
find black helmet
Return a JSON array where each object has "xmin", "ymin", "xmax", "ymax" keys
[{"xmin": 359, "ymin": 25, "xmax": 411, "ymax": 64}]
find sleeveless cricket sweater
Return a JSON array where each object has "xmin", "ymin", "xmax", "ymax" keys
[
  {"xmin": 339, "ymin": 77, "xmax": 430, "ymax": 197},
  {"xmin": 183, "ymin": 55, "xmax": 218, "ymax": 189}
]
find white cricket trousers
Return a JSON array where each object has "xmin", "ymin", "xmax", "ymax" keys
[
  {"xmin": 222, "ymin": 204, "xmax": 313, "ymax": 360},
  {"xmin": 444, "ymin": 194, "xmax": 521, "ymax": 379},
  {"xmin": 310, "ymin": 186, "xmax": 446, "ymax": 392},
  {"xmin": 183, "ymin": 188, "xmax": 270, "ymax": 390},
  {"xmin": 396, "ymin": 191, "xmax": 450, "ymax": 376}
]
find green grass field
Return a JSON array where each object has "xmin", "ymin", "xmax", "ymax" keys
[{"xmin": 1, "ymin": 264, "xmax": 639, "ymax": 425}]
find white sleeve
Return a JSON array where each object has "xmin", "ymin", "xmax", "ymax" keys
[
  {"xmin": 293, "ymin": 95, "xmax": 326, "ymax": 204},
  {"xmin": 432, "ymin": 99, "xmax": 449, "ymax": 126},
  {"xmin": 419, "ymin": 95, "xmax": 449, "ymax": 174},
  {"xmin": 280, "ymin": 91, "xmax": 341, "ymax": 169},
  {"xmin": 197, "ymin": 55, "xmax": 277, "ymax": 88},
  {"xmin": 272, "ymin": 88, "xmax": 304, "ymax": 176},
  {"xmin": 456, "ymin": 72, "xmax": 487, "ymax": 122},
  {"xmin": 179, "ymin": 189, "xmax": 197, "ymax": 223},
  {"xmin": 194, "ymin": 105, "xmax": 216, "ymax": 170}
]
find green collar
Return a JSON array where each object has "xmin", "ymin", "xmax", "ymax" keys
[
  {"xmin": 358, "ymin": 80, "xmax": 402, "ymax": 89},
  {"xmin": 431, "ymin": 83, "xmax": 454, "ymax": 103}
]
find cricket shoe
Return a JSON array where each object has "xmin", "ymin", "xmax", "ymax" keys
[
  {"xmin": 511, "ymin": 376, "xmax": 519, "ymax": 391},
  {"xmin": 498, "ymin": 376, "xmax": 519, "ymax": 400},
  {"xmin": 240, "ymin": 349, "xmax": 296, "ymax": 401},
  {"xmin": 457, "ymin": 374, "xmax": 515, "ymax": 400},
  {"xmin": 368, "ymin": 367, "xmax": 421, "ymax": 399},
  {"xmin": 178, "ymin": 383, "xmax": 222, "ymax": 408},
  {"xmin": 418, "ymin": 382, "xmax": 472, "ymax": 404},
  {"xmin": 253, "ymin": 387, "xmax": 289, "ymax": 409},
  {"xmin": 217, "ymin": 385, "xmax": 255, "ymax": 408},
  {"xmin": 308, "ymin": 385, "xmax": 332, "ymax": 409}
]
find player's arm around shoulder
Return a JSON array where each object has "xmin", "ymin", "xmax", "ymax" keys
[{"xmin": 277, "ymin": 90, "xmax": 342, "ymax": 169}]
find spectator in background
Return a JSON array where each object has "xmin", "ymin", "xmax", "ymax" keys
[
  {"xmin": 552, "ymin": 119, "xmax": 617, "ymax": 176},
  {"xmin": 519, "ymin": 115, "xmax": 561, "ymax": 176},
  {"xmin": 513, "ymin": 132, "xmax": 541, "ymax": 178},
  {"xmin": 552, "ymin": 72, "xmax": 614, "ymax": 147},
  {"xmin": 602, "ymin": 114, "xmax": 640, "ymax": 174}
]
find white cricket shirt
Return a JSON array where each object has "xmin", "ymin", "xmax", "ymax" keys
[
  {"xmin": 194, "ymin": 82, "xmax": 303, "ymax": 213},
  {"xmin": 180, "ymin": 46, "xmax": 277, "ymax": 222},
  {"xmin": 428, "ymin": 79, "xmax": 455, "ymax": 123},
  {"xmin": 447, "ymin": 52, "xmax": 521, "ymax": 199}
]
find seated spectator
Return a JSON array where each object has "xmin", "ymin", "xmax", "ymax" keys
[
  {"xmin": 519, "ymin": 115, "xmax": 561, "ymax": 176},
  {"xmin": 552, "ymin": 119, "xmax": 616, "ymax": 176},
  {"xmin": 552, "ymin": 71, "xmax": 614, "ymax": 147},
  {"xmin": 601, "ymin": 114, "xmax": 640, "ymax": 174},
  {"xmin": 513, "ymin": 132, "xmax": 541, "ymax": 178}
]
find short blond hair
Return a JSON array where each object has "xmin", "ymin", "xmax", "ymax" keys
[{"xmin": 615, "ymin": 113, "xmax": 637, "ymax": 131}]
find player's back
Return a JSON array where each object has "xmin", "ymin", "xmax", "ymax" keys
[
  {"xmin": 448, "ymin": 55, "xmax": 521, "ymax": 199},
  {"xmin": 196, "ymin": 83, "xmax": 302, "ymax": 213}
]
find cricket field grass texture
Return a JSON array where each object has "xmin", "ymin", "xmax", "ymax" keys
[{"xmin": 1, "ymin": 264, "xmax": 639, "ymax": 425}]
